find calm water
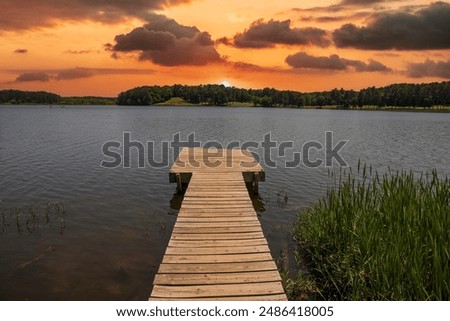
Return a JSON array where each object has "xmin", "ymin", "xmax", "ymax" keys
[{"xmin": 0, "ymin": 105, "xmax": 449, "ymax": 300}]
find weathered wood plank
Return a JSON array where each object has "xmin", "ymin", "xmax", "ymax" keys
[
  {"xmin": 165, "ymin": 245, "xmax": 270, "ymax": 255},
  {"xmin": 176, "ymin": 216, "xmax": 259, "ymax": 223},
  {"xmin": 182, "ymin": 198, "xmax": 250, "ymax": 202},
  {"xmin": 180, "ymin": 204, "xmax": 255, "ymax": 209},
  {"xmin": 171, "ymin": 232, "xmax": 265, "ymax": 240},
  {"xmin": 153, "ymin": 270, "xmax": 282, "ymax": 285},
  {"xmin": 162, "ymin": 252, "xmax": 273, "ymax": 264},
  {"xmin": 151, "ymin": 282, "xmax": 285, "ymax": 299},
  {"xmin": 173, "ymin": 226, "xmax": 263, "ymax": 234},
  {"xmin": 184, "ymin": 191, "xmax": 249, "ymax": 195},
  {"xmin": 178, "ymin": 207, "xmax": 255, "ymax": 212},
  {"xmin": 174, "ymin": 221, "xmax": 261, "ymax": 228},
  {"xmin": 150, "ymin": 294, "xmax": 287, "ymax": 301},
  {"xmin": 177, "ymin": 212, "xmax": 258, "ymax": 218},
  {"xmin": 167, "ymin": 238, "xmax": 268, "ymax": 248},
  {"xmin": 157, "ymin": 261, "xmax": 278, "ymax": 274}
]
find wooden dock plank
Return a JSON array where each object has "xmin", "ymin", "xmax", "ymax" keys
[
  {"xmin": 150, "ymin": 294, "xmax": 287, "ymax": 301},
  {"xmin": 171, "ymin": 232, "xmax": 265, "ymax": 240},
  {"xmin": 151, "ymin": 282, "xmax": 285, "ymax": 299},
  {"xmin": 153, "ymin": 270, "xmax": 282, "ymax": 285},
  {"xmin": 174, "ymin": 222, "xmax": 261, "ymax": 228},
  {"xmin": 178, "ymin": 209, "xmax": 256, "ymax": 213},
  {"xmin": 177, "ymin": 212, "xmax": 259, "ymax": 218},
  {"xmin": 162, "ymin": 252, "xmax": 273, "ymax": 264},
  {"xmin": 176, "ymin": 217, "xmax": 259, "ymax": 223},
  {"xmin": 180, "ymin": 204, "xmax": 255, "ymax": 209},
  {"xmin": 167, "ymin": 239, "xmax": 268, "ymax": 248},
  {"xmin": 149, "ymin": 148, "xmax": 286, "ymax": 301},
  {"xmin": 165, "ymin": 245, "xmax": 270, "ymax": 255},
  {"xmin": 172, "ymin": 226, "xmax": 263, "ymax": 234},
  {"xmin": 183, "ymin": 193, "xmax": 250, "ymax": 197},
  {"xmin": 182, "ymin": 200, "xmax": 253, "ymax": 205},
  {"xmin": 157, "ymin": 261, "xmax": 278, "ymax": 274}
]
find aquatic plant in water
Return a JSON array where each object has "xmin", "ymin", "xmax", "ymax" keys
[{"xmin": 294, "ymin": 164, "xmax": 449, "ymax": 300}]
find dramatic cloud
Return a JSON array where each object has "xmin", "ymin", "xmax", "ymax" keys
[
  {"xmin": 55, "ymin": 68, "xmax": 94, "ymax": 80},
  {"xmin": 231, "ymin": 61, "xmax": 281, "ymax": 73},
  {"xmin": 110, "ymin": 14, "xmax": 222, "ymax": 66},
  {"xmin": 223, "ymin": 19, "xmax": 330, "ymax": 48},
  {"xmin": 333, "ymin": 2, "xmax": 450, "ymax": 50},
  {"xmin": 300, "ymin": 12, "xmax": 371, "ymax": 23},
  {"xmin": 15, "ymin": 72, "xmax": 50, "ymax": 82},
  {"xmin": 285, "ymin": 52, "xmax": 391, "ymax": 72},
  {"xmin": 0, "ymin": 0, "xmax": 193, "ymax": 30},
  {"xmin": 11, "ymin": 68, "xmax": 154, "ymax": 83},
  {"xmin": 14, "ymin": 49, "xmax": 28, "ymax": 54},
  {"xmin": 340, "ymin": 0, "xmax": 387, "ymax": 5},
  {"xmin": 63, "ymin": 50, "xmax": 93, "ymax": 55},
  {"xmin": 291, "ymin": 0, "xmax": 390, "ymax": 15},
  {"xmin": 406, "ymin": 59, "xmax": 450, "ymax": 79}
]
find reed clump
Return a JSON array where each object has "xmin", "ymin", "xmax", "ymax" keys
[
  {"xmin": 294, "ymin": 164, "xmax": 449, "ymax": 300},
  {"xmin": 0, "ymin": 200, "xmax": 67, "ymax": 235}
]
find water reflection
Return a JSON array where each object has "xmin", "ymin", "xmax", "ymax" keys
[
  {"xmin": 1, "ymin": 106, "xmax": 448, "ymax": 300},
  {"xmin": 251, "ymin": 186, "xmax": 290, "ymax": 214},
  {"xmin": 169, "ymin": 192, "xmax": 183, "ymax": 211}
]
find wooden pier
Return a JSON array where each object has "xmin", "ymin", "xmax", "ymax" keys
[{"xmin": 149, "ymin": 148, "xmax": 286, "ymax": 301}]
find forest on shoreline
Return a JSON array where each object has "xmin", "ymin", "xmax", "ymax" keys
[{"xmin": 1, "ymin": 81, "xmax": 450, "ymax": 109}]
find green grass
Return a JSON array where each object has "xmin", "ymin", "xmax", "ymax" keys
[
  {"xmin": 226, "ymin": 101, "xmax": 254, "ymax": 107},
  {"xmin": 293, "ymin": 164, "xmax": 450, "ymax": 300},
  {"xmin": 155, "ymin": 97, "xmax": 195, "ymax": 106},
  {"xmin": 58, "ymin": 96, "xmax": 116, "ymax": 105}
]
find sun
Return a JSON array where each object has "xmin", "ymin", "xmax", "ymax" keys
[{"xmin": 220, "ymin": 80, "xmax": 232, "ymax": 87}]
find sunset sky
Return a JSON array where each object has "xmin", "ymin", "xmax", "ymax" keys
[{"xmin": 1, "ymin": 0, "xmax": 449, "ymax": 96}]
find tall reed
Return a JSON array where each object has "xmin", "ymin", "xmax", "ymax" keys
[{"xmin": 294, "ymin": 164, "xmax": 449, "ymax": 300}]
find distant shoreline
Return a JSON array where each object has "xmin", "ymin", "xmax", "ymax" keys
[
  {"xmin": 2, "ymin": 80, "xmax": 450, "ymax": 113},
  {"xmin": 2, "ymin": 102, "xmax": 449, "ymax": 113}
]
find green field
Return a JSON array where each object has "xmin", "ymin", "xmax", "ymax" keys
[{"xmin": 154, "ymin": 97, "xmax": 195, "ymax": 106}]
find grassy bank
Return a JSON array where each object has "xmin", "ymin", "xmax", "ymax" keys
[
  {"xmin": 155, "ymin": 97, "xmax": 195, "ymax": 106},
  {"xmin": 292, "ymin": 165, "xmax": 449, "ymax": 300}
]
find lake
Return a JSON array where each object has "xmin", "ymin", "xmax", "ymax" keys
[{"xmin": 0, "ymin": 105, "xmax": 449, "ymax": 300}]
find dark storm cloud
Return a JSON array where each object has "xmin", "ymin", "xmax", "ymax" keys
[
  {"xmin": 406, "ymin": 59, "xmax": 450, "ymax": 79},
  {"xmin": 285, "ymin": 52, "xmax": 391, "ymax": 72},
  {"xmin": 223, "ymin": 19, "xmax": 330, "ymax": 48},
  {"xmin": 15, "ymin": 72, "xmax": 50, "ymax": 82},
  {"xmin": 110, "ymin": 14, "xmax": 222, "ymax": 66},
  {"xmin": 0, "ymin": 0, "xmax": 194, "ymax": 30},
  {"xmin": 14, "ymin": 49, "xmax": 28, "ymax": 54},
  {"xmin": 333, "ymin": 2, "xmax": 450, "ymax": 50}
]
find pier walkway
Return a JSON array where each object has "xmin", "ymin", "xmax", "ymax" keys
[{"xmin": 149, "ymin": 148, "xmax": 287, "ymax": 301}]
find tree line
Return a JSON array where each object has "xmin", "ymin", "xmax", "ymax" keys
[
  {"xmin": 117, "ymin": 81, "xmax": 450, "ymax": 108},
  {"xmin": 2, "ymin": 81, "xmax": 450, "ymax": 107},
  {"xmin": 0, "ymin": 90, "xmax": 117, "ymax": 105},
  {"xmin": 0, "ymin": 90, "xmax": 60, "ymax": 104}
]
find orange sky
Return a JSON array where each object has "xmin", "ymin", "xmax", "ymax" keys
[{"xmin": 0, "ymin": 0, "xmax": 449, "ymax": 96}]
